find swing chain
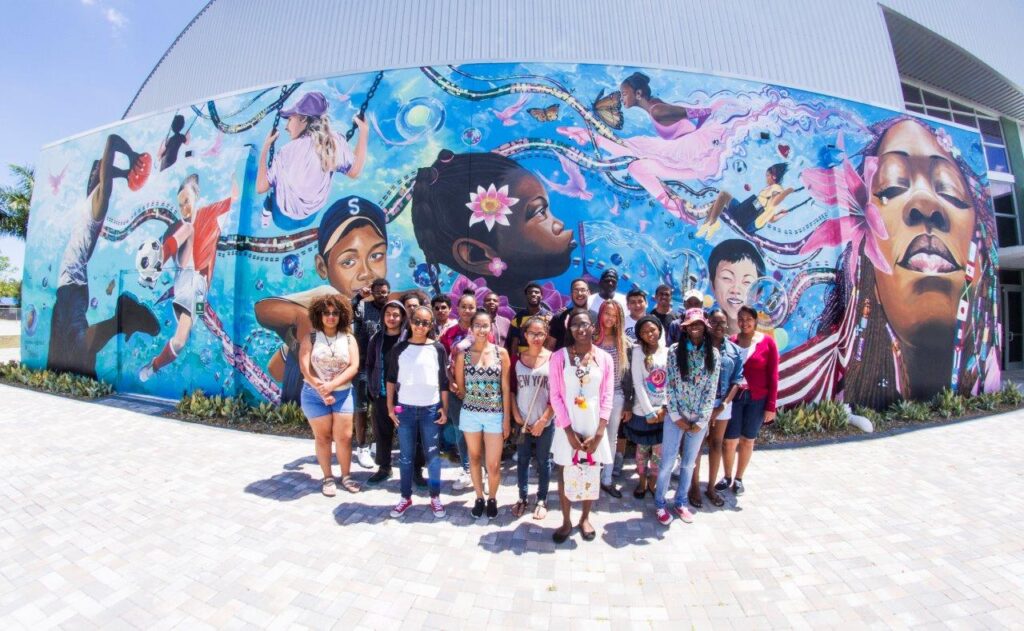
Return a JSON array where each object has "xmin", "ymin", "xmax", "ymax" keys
[{"xmin": 345, "ymin": 71, "xmax": 385, "ymax": 141}]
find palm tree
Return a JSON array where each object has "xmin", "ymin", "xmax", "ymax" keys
[{"xmin": 0, "ymin": 164, "xmax": 34, "ymax": 240}]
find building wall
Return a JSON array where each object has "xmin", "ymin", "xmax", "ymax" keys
[
  {"xmin": 124, "ymin": 0, "xmax": 905, "ymax": 119},
  {"xmin": 25, "ymin": 62, "xmax": 1000, "ymax": 409}
]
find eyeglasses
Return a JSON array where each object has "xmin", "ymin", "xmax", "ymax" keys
[
  {"xmin": 410, "ymin": 318, "xmax": 431, "ymax": 327},
  {"xmin": 525, "ymin": 331, "xmax": 547, "ymax": 339},
  {"xmin": 323, "ymin": 311, "xmax": 340, "ymax": 317},
  {"xmin": 471, "ymin": 323, "xmax": 491, "ymax": 330}
]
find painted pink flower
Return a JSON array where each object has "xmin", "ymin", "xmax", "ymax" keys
[
  {"xmin": 447, "ymin": 276, "xmax": 515, "ymax": 320},
  {"xmin": 487, "ymin": 257, "xmax": 508, "ymax": 277},
  {"xmin": 539, "ymin": 281, "xmax": 569, "ymax": 313},
  {"xmin": 800, "ymin": 135, "xmax": 890, "ymax": 283},
  {"xmin": 466, "ymin": 184, "xmax": 518, "ymax": 231}
]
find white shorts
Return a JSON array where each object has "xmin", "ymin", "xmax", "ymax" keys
[{"xmin": 172, "ymin": 268, "xmax": 207, "ymax": 318}]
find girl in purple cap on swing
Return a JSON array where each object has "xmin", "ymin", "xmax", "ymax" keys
[{"xmin": 256, "ymin": 91, "xmax": 369, "ymax": 225}]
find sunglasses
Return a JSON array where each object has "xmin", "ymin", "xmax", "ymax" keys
[
  {"xmin": 411, "ymin": 318, "xmax": 432, "ymax": 327},
  {"xmin": 323, "ymin": 311, "xmax": 340, "ymax": 317},
  {"xmin": 570, "ymin": 322, "xmax": 593, "ymax": 330}
]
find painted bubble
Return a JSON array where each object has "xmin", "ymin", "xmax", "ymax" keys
[
  {"xmin": 610, "ymin": 253, "xmax": 624, "ymax": 266},
  {"xmin": 396, "ymin": 97, "xmax": 446, "ymax": 140},
  {"xmin": 90, "ymin": 297, "xmax": 98, "ymax": 309},
  {"xmin": 387, "ymin": 236, "xmax": 404, "ymax": 258},
  {"xmin": 199, "ymin": 348, "xmax": 214, "ymax": 366},
  {"xmin": 41, "ymin": 277, "xmax": 48, "ymax": 288},
  {"xmin": 747, "ymin": 277, "xmax": 789, "ymax": 327},
  {"xmin": 461, "ymin": 127, "xmax": 483, "ymax": 146},
  {"xmin": 413, "ymin": 263, "xmax": 437, "ymax": 288},
  {"xmin": 733, "ymin": 159, "xmax": 747, "ymax": 173},
  {"xmin": 295, "ymin": 268, "xmax": 303, "ymax": 279},
  {"xmin": 281, "ymin": 254, "xmax": 300, "ymax": 277},
  {"xmin": 255, "ymin": 279, "xmax": 264, "ymax": 291},
  {"xmin": 24, "ymin": 305, "xmax": 37, "ymax": 336},
  {"xmin": 773, "ymin": 327, "xmax": 789, "ymax": 350}
]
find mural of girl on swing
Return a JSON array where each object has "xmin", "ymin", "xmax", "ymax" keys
[
  {"xmin": 777, "ymin": 117, "xmax": 1000, "ymax": 410},
  {"xmin": 139, "ymin": 173, "xmax": 239, "ymax": 382},
  {"xmin": 696, "ymin": 163, "xmax": 800, "ymax": 239},
  {"xmin": 256, "ymin": 91, "xmax": 369, "ymax": 227},
  {"xmin": 254, "ymin": 195, "xmax": 388, "ymax": 402},
  {"xmin": 557, "ymin": 71, "xmax": 764, "ymax": 219},
  {"xmin": 411, "ymin": 150, "xmax": 576, "ymax": 301}
]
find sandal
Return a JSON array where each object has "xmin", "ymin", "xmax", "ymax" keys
[
  {"xmin": 688, "ymin": 490, "xmax": 703, "ymax": 509},
  {"xmin": 533, "ymin": 500, "xmax": 548, "ymax": 520},
  {"xmin": 705, "ymin": 489, "xmax": 725, "ymax": 507},
  {"xmin": 340, "ymin": 476, "xmax": 360, "ymax": 493},
  {"xmin": 633, "ymin": 481, "xmax": 647, "ymax": 499},
  {"xmin": 511, "ymin": 499, "xmax": 528, "ymax": 518}
]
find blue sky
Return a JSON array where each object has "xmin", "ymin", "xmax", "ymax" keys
[{"xmin": 0, "ymin": 0, "xmax": 208, "ymax": 275}]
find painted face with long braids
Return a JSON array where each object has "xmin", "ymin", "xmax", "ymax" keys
[{"xmin": 871, "ymin": 120, "xmax": 976, "ymax": 346}]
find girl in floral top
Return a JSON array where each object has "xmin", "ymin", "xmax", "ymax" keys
[
  {"xmin": 654, "ymin": 308, "xmax": 719, "ymax": 526},
  {"xmin": 623, "ymin": 315, "xmax": 668, "ymax": 499}
]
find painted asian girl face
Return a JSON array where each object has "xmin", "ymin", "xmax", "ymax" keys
[
  {"xmin": 285, "ymin": 115, "xmax": 309, "ymax": 140},
  {"xmin": 315, "ymin": 224, "xmax": 387, "ymax": 298},
  {"xmin": 493, "ymin": 171, "xmax": 574, "ymax": 274},
  {"xmin": 712, "ymin": 258, "xmax": 758, "ymax": 321},
  {"xmin": 871, "ymin": 120, "xmax": 976, "ymax": 345}
]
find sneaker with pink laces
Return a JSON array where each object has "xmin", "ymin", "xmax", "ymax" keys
[
  {"xmin": 390, "ymin": 497, "xmax": 413, "ymax": 518},
  {"xmin": 430, "ymin": 496, "xmax": 446, "ymax": 519},
  {"xmin": 674, "ymin": 504, "xmax": 695, "ymax": 523},
  {"xmin": 655, "ymin": 507, "xmax": 673, "ymax": 526}
]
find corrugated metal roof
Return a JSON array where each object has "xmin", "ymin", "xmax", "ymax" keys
[
  {"xmin": 124, "ymin": 0, "xmax": 905, "ymax": 119},
  {"xmin": 882, "ymin": 6, "xmax": 1024, "ymax": 119}
]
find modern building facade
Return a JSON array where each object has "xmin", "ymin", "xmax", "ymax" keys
[{"xmin": 22, "ymin": 0, "xmax": 1021, "ymax": 406}]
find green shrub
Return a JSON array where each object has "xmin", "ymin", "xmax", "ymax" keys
[
  {"xmin": 0, "ymin": 362, "xmax": 113, "ymax": 398},
  {"xmin": 999, "ymin": 382, "xmax": 1023, "ymax": 407},
  {"xmin": 774, "ymin": 400, "xmax": 849, "ymax": 435},
  {"xmin": 853, "ymin": 405, "xmax": 884, "ymax": 428},
  {"xmin": 971, "ymin": 392, "xmax": 1000, "ymax": 412},
  {"xmin": 887, "ymin": 399, "xmax": 931, "ymax": 422},
  {"xmin": 932, "ymin": 388, "xmax": 968, "ymax": 419}
]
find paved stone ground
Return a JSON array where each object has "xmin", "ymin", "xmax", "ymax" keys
[{"xmin": 1, "ymin": 384, "xmax": 1024, "ymax": 629}]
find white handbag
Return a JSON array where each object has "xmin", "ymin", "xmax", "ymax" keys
[{"xmin": 563, "ymin": 450, "xmax": 600, "ymax": 501}]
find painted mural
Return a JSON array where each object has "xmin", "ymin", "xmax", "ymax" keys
[{"xmin": 21, "ymin": 63, "xmax": 1001, "ymax": 409}]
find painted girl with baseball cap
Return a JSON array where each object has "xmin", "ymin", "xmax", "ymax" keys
[
  {"xmin": 254, "ymin": 195, "xmax": 388, "ymax": 402},
  {"xmin": 256, "ymin": 91, "xmax": 370, "ymax": 227}
]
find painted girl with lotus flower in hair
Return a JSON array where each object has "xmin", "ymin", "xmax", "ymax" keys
[
  {"xmin": 777, "ymin": 117, "xmax": 1000, "ymax": 410},
  {"xmin": 411, "ymin": 150, "xmax": 576, "ymax": 301}
]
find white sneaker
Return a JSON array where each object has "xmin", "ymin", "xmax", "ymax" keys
[
  {"xmin": 430, "ymin": 496, "xmax": 446, "ymax": 519},
  {"xmin": 356, "ymin": 446, "xmax": 374, "ymax": 469},
  {"xmin": 452, "ymin": 470, "xmax": 472, "ymax": 491}
]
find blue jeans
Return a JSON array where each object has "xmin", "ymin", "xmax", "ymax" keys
[
  {"xmin": 448, "ymin": 395, "xmax": 470, "ymax": 472},
  {"xmin": 726, "ymin": 390, "xmax": 768, "ymax": 440},
  {"xmin": 516, "ymin": 423, "xmax": 554, "ymax": 502},
  {"xmin": 655, "ymin": 418, "xmax": 708, "ymax": 509},
  {"xmin": 397, "ymin": 403, "xmax": 442, "ymax": 499}
]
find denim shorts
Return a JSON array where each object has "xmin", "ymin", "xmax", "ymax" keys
[
  {"xmin": 459, "ymin": 409, "xmax": 504, "ymax": 434},
  {"xmin": 300, "ymin": 383, "xmax": 354, "ymax": 418},
  {"xmin": 725, "ymin": 391, "xmax": 766, "ymax": 440}
]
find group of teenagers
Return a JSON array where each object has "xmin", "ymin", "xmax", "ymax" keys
[{"xmin": 297, "ymin": 268, "xmax": 779, "ymax": 543}]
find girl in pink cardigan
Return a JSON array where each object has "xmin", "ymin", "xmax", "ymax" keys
[{"xmin": 548, "ymin": 309, "xmax": 615, "ymax": 544}]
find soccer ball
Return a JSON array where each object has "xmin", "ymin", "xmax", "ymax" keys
[{"xmin": 135, "ymin": 239, "xmax": 163, "ymax": 288}]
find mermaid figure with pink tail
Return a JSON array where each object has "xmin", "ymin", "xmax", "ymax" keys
[{"xmin": 560, "ymin": 72, "xmax": 856, "ymax": 223}]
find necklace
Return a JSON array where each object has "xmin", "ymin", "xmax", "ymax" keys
[
  {"xmin": 325, "ymin": 332, "xmax": 340, "ymax": 357},
  {"xmin": 570, "ymin": 347, "xmax": 592, "ymax": 409}
]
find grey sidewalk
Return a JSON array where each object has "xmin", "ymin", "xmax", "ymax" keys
[{"xmin": 1, "ymin": 383, "xmax": 1023, "ymax": 629}]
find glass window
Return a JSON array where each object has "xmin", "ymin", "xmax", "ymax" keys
[
  {"xmin": 923, "ymin": 90, "xmax": 949, "ymax": 108},
  {"xmin": 953, "ymin": 113, "xmax": 976, "ymax": 128},
  {"xmin": 901, "ymin": 83, "xmax": 922, "ymax": 104},
  {"xmin": 926, "ymin": 108, "xmax": 952, "ymax": 121},
  {"xmin": 950, "ymin": 100, "xmax": 973, "ymax": 113},
  {"xmin": 997, "ymin": 215, "xmax": 1019, "ymax": 247},
  {"xmin": 994, "ymin": 190, "xmax": 1015, "ymax": 215},
  {"xmin": 906, "ymin": 104, "xmax": 925, "ymax": 114},
  {"xmin": 986, "ymin": 145, "xmax": 1010, "ymax": 173},
  {"xmin": 1000, "ymin": 270, "xmax": 1022, "ymax": 285},
  {"xmin": 977, "ymin": 117, "xmax": 1004, "ymax": 145}
]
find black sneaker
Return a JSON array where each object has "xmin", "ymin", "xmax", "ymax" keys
[
  {"xmin": 366, "ymin": 468, "xmax": 391, "ymax": 485},
  {"xmin": 413, "ymin": 470, "xmax": 428, "ymax": 488},
  {"xmin": 714, "ymin": 477, "xmax": 732, "ymax": 492},
  {"xmin": 733, "ymin": 479, "xmax": 745, "ymax": 495},
  {"xmin": 471, "ymin": 498, "xmax": 486, "ymax": 518},
  {"xmin": 486, "ymin": 498, "xmax": 498, "ymax": 520}
]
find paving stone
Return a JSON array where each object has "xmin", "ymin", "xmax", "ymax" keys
[{"xmin": 1, "ymin": 384, "xmax": 1023, "ymax": 628}]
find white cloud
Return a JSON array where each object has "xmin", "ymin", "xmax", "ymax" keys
[
  {"xmin": 104, "ymin": 7, "xmax": 128, "ymax": 30},
  {"xmin": 80, "ymin": 0, "xmax": 96, "ymax": 5}
]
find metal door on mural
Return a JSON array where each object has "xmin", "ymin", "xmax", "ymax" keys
[{"xmin": 1002, "ymin": 285, "xmax": 1024, "ymax": 370}]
